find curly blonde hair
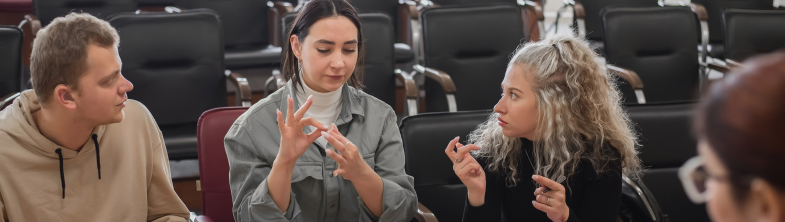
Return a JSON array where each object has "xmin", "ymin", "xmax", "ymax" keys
[{"xmin": 470, "ymin": 34, "xmax": 641, "ymax": 187}]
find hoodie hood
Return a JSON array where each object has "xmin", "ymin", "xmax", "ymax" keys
[{"xmin": 0, "ymin": 90, "xmax": 105, "ymax": 160}]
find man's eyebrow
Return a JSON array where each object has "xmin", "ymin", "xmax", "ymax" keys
[{"xmin": 100, "ymin": 70, "xmax": 120, "ymax": 82}]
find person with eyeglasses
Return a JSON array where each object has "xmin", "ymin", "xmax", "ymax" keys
[{"xmin": 680, "ymin": 51, "xmax": 785, "ymax": 222}]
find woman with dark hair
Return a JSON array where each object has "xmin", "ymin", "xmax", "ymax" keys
[
  {"xmin": 224, "ymin": 0, "xmax": 418, "ymax": 221},
  {"xmin": 681, "ymin": 51, "xmax": 785, "ymax": 222}
]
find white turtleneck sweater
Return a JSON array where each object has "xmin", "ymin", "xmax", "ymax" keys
[{"xmin": 296, "ymin": 78, "xmax": 343, "ymax": 148}]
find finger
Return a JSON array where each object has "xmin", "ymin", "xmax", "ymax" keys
[
  {"xmin": 534, "ymin": 187, "xmax": 545, "ymax": 196},
  {"xmin": 532, "ymin": 199, "xmax": 557, "ymax": 213},
  {"xmin": 455, "ymin": 144, "xmax": 481, "ymax": 162},
  {"xmin": 325, "ymin": 148, "xmax": 346, "ymax": 165},
  {"xmin": 333, "ymin": 169, "xmax": 345, "ymax": 177},
  {"xmin": 532, "ymin": 175, "xmax": 565, "ymax": 192},
  {"xmin": 457, "ymin": 163, "xmax": 481, "ymax": 178},
  {"xmin": 300, "ymin": 117, "xmax": 328, "ymax": 131},
  {"xmin": 294, "ymin": 95, "xmax": 313, "ymax": 121},
  {"xmin": 276, "ymin": 109, "xmax": 285, "ymax": 129},
  {"xmin": 444, "ymin": 136, "xmax": 460, "ymax": 162},
  {"xmin": 285, "ymin": 96, "xmax": 295, "ymax": 127},
  {"xmin": 328, "ymin": 123, "xmax": 350, "ymax": 145},
  {"xmin": 322, "ymin": 131, "xmax": 349, "ymax": 154}
]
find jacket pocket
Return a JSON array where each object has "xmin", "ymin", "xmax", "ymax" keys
[{"xmin": 291, "ymin": 163, "xmax": 323, "ymax": 183}]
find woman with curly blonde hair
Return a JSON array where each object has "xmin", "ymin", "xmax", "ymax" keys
[{"xmin": 445, "ymin": 34, "xmax": 641, "ymax": 222}]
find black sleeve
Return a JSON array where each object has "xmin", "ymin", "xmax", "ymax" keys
[
  {"xmin": 565, "ymin": 159, "xmax": 623, "ymax": 222},
  {"xmin": 462, "ymin": 157, "xmax": 503, "ymax": 222}
]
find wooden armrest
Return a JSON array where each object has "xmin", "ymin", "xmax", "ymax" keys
[
  {"xmin": 264, "ymin": 69, "xmax": 286, "ymax": 96},
  {"xmin": 520, "ymin": 1, "xmax": 544, "ymax": 42},
  {"xmin": 572, "ymin": 1, "xmax": 585, "ymax": 19},
  {"xmin": 1, "ymin": 92, "xmax": 21, "ymax": 111},
  {"xmin": 18, "ymin": 14, "xmax": 41, "ymax": 38},
  {"xmin": 269, "ymin": 1, "xmax": 294, "ymax": 46},
  {"xmin": 414, "ymin": 65, "xmax": 456, "ymax": 94},
  {"xmin": 395, "ymin": 69, "xmax": 419, "ymax": 115},
  {"xmin": 226, "ymin": 70, "xmax": 252, "ymax": 107},
  {"xmin": 607, "ymin": 65, "xmax": 643, "ymax": 90},
  {"xmin": 194, "ymin": 215, "xmax": 214, "ymax": 222},
  {"xmin": 725, "ymin": 59, "xmax": 743, "ymax": 70},
  {"xmin": 414, "ymin": 202, "xmax": 438, "ymax": 222},
  {"xmin": 397, "ymin": 0, "xmax": 419, "ymax": 45},
  {"xmin": 689, "ymin": 3, "xmax": 708, "ymax": 21},
  {"xmin": 706, "ymin": 60, "xmax": 730, "ymax": 74},
  {"xmin": 607, "ymin": 64, "xmax": 646, "ymax": 104}
]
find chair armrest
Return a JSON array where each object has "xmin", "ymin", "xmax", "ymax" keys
[
  {"xmin": 164, "ymin": 6, "xmax": 182, "ymax": 13},
  {"xmin": 1, "ymin": 92, "xmax": 21, "ymax": 111},
  {"xmin": 607, "ymin": 64, "xmax": 646, "ymax": 104},
  {"xmin": 397, "ymin": 0, "xmax": 419, "ymax": 46},
  {"xmin": 414, "ymin": 202, "xmax": 438, "ymax": 222},
  {"xmin": 226, "ymin": 70, "xmax": 252, "ymax": 107},
  {"xmin": 688, "ymin": 3, "xmax": 708, "ymax": 21},
  {"xmin": 194, "ymin": 215, "xmax": 214, "ymax": 222},
  {"xmin": 269, "ymin": 1, "xmax": 294, "ymax": 47},
  {"xmin": 264, "ymin": 69, "xmax": 286, "ymax": 96},
  {"xmin": 706, "ymin": 59, "xmax": 730, "ymax": 74},
  {"xmin": 564, "ymin": 1, "xmax": 585, "ymax": 38},
  {"xmin": 520, "ymin": 1, "xmax": 544, "ymax": 41},
  {"xmin": 689, "ymin": 3, "xmax": 710, "ymax": 64},
  {"xmin": 395, "ymin": 69, "xmax": 419, "ymax": 115},
  {"xmin": 413, "ymin": 64, "xmax": 458, "ymax": 112},
  {"xmin": 18, "ymin": 14, "xmax": 41, "ymax": 38},
  {"xmin": 725, "ymin": 59, "xmax": 743, "ymax": 70}
]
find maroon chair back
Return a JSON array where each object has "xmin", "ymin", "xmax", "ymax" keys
[{"xmin": 197, "ymin": 107, "xmax": 248, "ymax": 222}]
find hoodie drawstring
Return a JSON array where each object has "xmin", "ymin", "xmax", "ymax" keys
[
  {"xmin": 55, "ymin": 148, "xmax": 65, "ymax": 199},
  {"xmin": 92, "ymin": 134, "xmax": 101, "ymax": 180}
]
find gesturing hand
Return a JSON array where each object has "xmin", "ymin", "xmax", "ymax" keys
[
  {"xmin": 276, "ymin": 95, "xmax": 328, "ymax": 165},
  {"xmin": 445, "ymin": 136, "xmax": 485, "ymax": 206},
  {"xmin": 532, "ymin": 175, "xmax": 570, "ymax": 222},
  {"xmin": 321, "ymin": 123, "xmax": 375, "ymax": 182}
]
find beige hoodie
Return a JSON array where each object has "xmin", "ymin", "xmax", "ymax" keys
[{"xmin": 0, "ymin": 90, "xmax": 190, "ymax": 222}]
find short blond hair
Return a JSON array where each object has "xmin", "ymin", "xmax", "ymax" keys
[{"xmin": 31, "ymin": 12, "xmax": 119, "ymax": 104}]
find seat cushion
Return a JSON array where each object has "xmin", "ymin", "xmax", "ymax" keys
[
  {"xmin": 626, "ymin": 102, "xmax": 697, "ymax": 168},
  {"xmin": 394, "ymin": 43, "xmax": 415, "ymax": 64},
  {"xmin": 643, "ymin": 168, "xmax": 710, "ymax": 222},
  {"xmin": 160, "ymin": 123, "xmax": 198, "ymax": 160},
  {"xmin": 224, "ymin": 45, "xmax": 282, "ymax": 69}
]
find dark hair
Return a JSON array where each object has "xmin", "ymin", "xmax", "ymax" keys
[
  {"xmin": 282, "ymin": 0, "xmax": 364, "ymax": 91},
  {"xmin": 695, "ymin": 51, "xmax": 785, "ymax": 201}
]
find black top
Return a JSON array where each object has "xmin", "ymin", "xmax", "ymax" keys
[{"xmin": 463, "ymin": 139, "xmax": 623, "ymax": 222}]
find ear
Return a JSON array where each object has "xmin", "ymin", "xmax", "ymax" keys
[
  {"xmin": 290, "ymin": 34, "xmax": 302, "ymax": 61},
  {"xmin": 749, "ymin": 178, "xmax": 784, "ymax": 222},
  {"xmin": 53, "ymin": 84, "xmax": 78, "ymax": 110}
]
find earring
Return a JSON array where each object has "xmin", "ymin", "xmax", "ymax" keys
[{"xmin": 298, "ymin": 60, "xmax": 304, "ymax": 75}]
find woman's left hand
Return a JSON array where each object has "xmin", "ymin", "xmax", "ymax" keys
[
  {"xmin": 532, "ymin": 175, "xmax": 570, "ymax": 222},
  {"xmin": 322, "ymin": 123, "xmax": 375, "ymax": 181}
]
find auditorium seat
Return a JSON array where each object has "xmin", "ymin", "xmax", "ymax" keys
[
  {"xmin": 560, "ymin": 0, "xmax": 659, "ymax": 55},
  {"xmin": 174, "ymin": 0, "xmax": 285, "ymax": 95},
  {"xmin": 723, "ymin": 9, "xmax": 785, "ymax": 63},
  {"xmin": 107, "ymin": 9, "xmax": 251, "ymax": 161},
  {"xmin": 626, "ymin": 102, "xmax": 710, "ymax": 222},
  {"xmin": 349, "ymin": 0, "xmax": 417, "ymax": 64},
  {"xmin": 400, "ymin": 110, "xmax": 492, "ymax": 222},
  {"xmin": 0, "ymin": 25, "xmax": 23, "ymax": 110},
  {"xmin": 417, "ymin": 4, "xmax": 526, "ymax": 112},
  {"xmin": 691, "ymin": 0, "xmax": 776, "ymax": 60},
  {"xmin": 602, "ymin": 6, "xmax": 719, "ymax": 104}
]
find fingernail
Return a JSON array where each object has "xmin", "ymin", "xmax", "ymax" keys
[
  {"xmin": 454, "ymin": 136, "xmax": 459, "ymax": 140},
  {"xmin": 307, "ymin": 95, "xmax": 312, "ymax": 100},
  {"xmin": 321, "ymin": 131, "xmax": 331, "ymax": 139},
  {"xmin": 532, "ymin": 175, "xmax": 538, "ymax": 179},
  {"xmin": 532, "ymin": 201, "xmax": 536, "ymax": 205},
  {"xmin": 326, "ymin": 149, "xmax": 332, "ymax": 155}
]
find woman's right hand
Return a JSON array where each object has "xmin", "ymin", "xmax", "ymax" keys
[
  {"xmin": 276, "ymin": 95, "xmax": 328, "ymax": 165},
  {"xmin": 445, "ymin": 136, "xmax": 486, "ymax": 206}
]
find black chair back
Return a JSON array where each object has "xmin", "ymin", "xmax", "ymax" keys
[
  {"xmin": 0, "ymin": 26, "xmax": 23, "ymax": 97},
  {"xmin": 33, "ymin": 0, "xmax": 136, "ymax": 26},
  {"xmin": 108, "ymin": 9, "xmax": 226, "ymax": 160},
  {"xmin": 176, "ymin": 0, "xmax": 270, "ymax": 50},
  {"xmin": 723, "ymin": 9, "xmax": 785, "ymax": 62},
  {"xmin": 627, "ymin": 102, "xmax": 709, "ymax": 222},
  {"xmin": 421, "ymin": 4, "xmax": 524, "ymax": 112},
  {"xmin": 577, "ymin": 0, "xmax": 658, "ymax": 42},
  {"xmin": 691, "ymin": 0, "xmax": 773, "ymax": 50},
  {"xmin": 431, "ymin": 0, "xmax": 516, "ymax": 6},
  {"xmin": 603, "ymin": 6, "xmax": 700, "ymax": 104},
  {"xmin": 400, "ymin": 110, "xmax": 492, "ymax": 222}
]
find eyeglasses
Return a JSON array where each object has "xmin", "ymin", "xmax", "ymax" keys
[{"xmin": 678, "ymin": 156, "xmax": 725, "ymax": 204}]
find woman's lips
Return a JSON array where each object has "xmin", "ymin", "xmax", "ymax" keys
[
  {"xmin": 326, "ymin": 75, "xmax": 343, "ymax": 80},
  {"xmin": 498, "ymin": 117, "xmax": 507, "ymax": 127}
]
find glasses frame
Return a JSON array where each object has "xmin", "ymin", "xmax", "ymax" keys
[{"xmin": 679, "ymin": 156, "xmax": 708, "ymax": 204}]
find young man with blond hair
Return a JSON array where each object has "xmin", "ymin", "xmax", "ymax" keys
[{"xmin": 0, "ymin": 13, "xmax": 189, "ymax": 221}]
